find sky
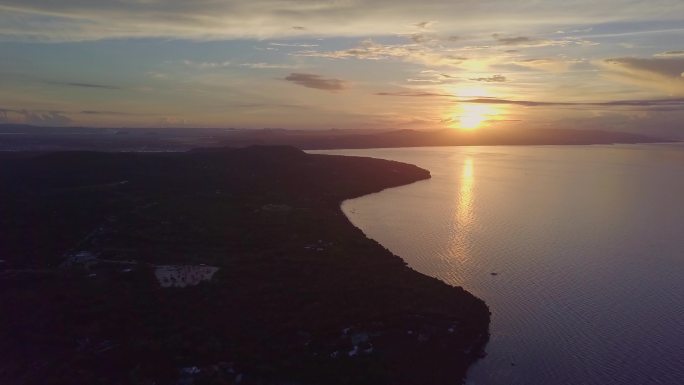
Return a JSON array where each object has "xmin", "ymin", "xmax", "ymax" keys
[{"xmin": 1, "ymin": 0, "xmax": 684, "ymax": 137}]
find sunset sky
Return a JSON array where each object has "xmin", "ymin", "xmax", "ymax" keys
[{"xmin": 1, "ymin": 1, "xmax": 683, "ymax": 136}]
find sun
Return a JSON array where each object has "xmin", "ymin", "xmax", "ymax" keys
[
  {"xmin": 459, "ymin": 104, "xmax": 490, "ymax": 130},
  {"xmin": 449, "ymin": 86, "xmax": 501, "ymax": 130}
]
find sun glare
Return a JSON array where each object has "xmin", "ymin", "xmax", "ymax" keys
[
  {"xmin": 459, "ymin": 104, "xmax": 490, "ymax": 130},
  {"xmin": 450, "ymin": 86, "xmax": 501, "ymax": 130}
]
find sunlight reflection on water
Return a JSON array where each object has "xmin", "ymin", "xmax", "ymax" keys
[{"xmin": 311, "ymin": 144, "xmax": 684, "ymax": 385}]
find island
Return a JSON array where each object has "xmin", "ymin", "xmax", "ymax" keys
[{"xmin": 0, "ymin": 146, "xmax": 490, "ymax": 385}]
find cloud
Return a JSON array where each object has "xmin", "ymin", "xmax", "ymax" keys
[
  {"xmin": 604, "ymin": 57, "xmax": 684, "ymax": 78},
  {"xmin": 408, "ymin": 33, "xmax": 436, "ymax": 44},
  {"xmin": 514, "ymin": 58, "xmax": 581, "ymax": 72},
  {"xmin": 45, "ymin": 81, "xmax": 120, "ymax": 90},
  {"xmin": 269, "ymin": 42, "xmax": 319, "ymax": 47},
  {"xmin": 401, "ymin": 32, "xmax": 466, "ymax": 45},
  {"xmin": 1, "ymin": 108, "xmax": 153, "ymax": 125},
  {"xmin": 470, "ymin": 74, "xmax": 507, "ymax": 82},
  {"xmin": 494, "ymin": 35, "xmax": 533, "ymax": 46},
  {"xmin": 181, "ymin": 59, "xmax": 297, "ymax": 70},
  {"xmin": 373, "ymin": 93, "xmax": 684, "ymax": 109},
  {"xmin": 147, "ymin": 71, "xmax": 168, "ymax": 79},
  {"xmin": 413, "ymin": 21, "xmax": 436, "ymax": 30},
  {"xmin": 602, "ymin": 57, "xmax": 684, "ymax": 95},
  {"xmin": 459, "ymin": 96, "xmax": 684, "ymax": 108},
  {"xmin": 654, "ymin": 50, "xmax": 684, "ymax": 57},
  {"xmin": 0, "ymin": 108, "xmax": 72, "ymax": 125},
  {"xmin": 295, "ymin": 39, "xmax": 468, "ymax": 68},
  {"xmin": 2, "ymin": 1, "xmax": 681, "ymax": 42},
  {"xmin": 158, "ymin": 116, "xmax": 188, "ymax": 127},
  {"xmin": 555, "ymin": 27, "xmax": 593, "ymax": 34},
  {"xmin": 402, "ymin": 70, "xmax": 460, "ymax": 84},
  {"xmin": 284, "ymin": 73, "xmax": 346, "ymax": 91},
  {"xmin": 232, "ymin": 103, "xmax": 308, "ymax": 109},
  {"xmin": 295, "ymin": 40, "xmax": 414, "ymax": 61},
  {"xmin": 491, "ymin": 33, "xmax": 598, "ymax": 48},
  {"xmin": 182, "ymin": 60, "xmax": 232, "ymax": 69},
  {"xmin": 375, "ymin": 91, "xmax": 453, "ymax": 97},
  {"xmin": 79, "ymin": 110, "xmax": 151, "ymax": 116},
  {"xmin": 240, "ymin": 62, "xmax": 298, "ymax": 69},
  {"xmin": 407, "ymin": 78, "xmax": 443, "ymax": 83}
]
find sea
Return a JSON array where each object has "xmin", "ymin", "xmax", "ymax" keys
[{"xmin": 311, "ymin": 144, "xmax": 684, "ymax": 385}]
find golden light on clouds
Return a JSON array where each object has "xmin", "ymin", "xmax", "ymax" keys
[{"xmin": 1, "ymin": 0, "xmax": 683, "ymax": 134}]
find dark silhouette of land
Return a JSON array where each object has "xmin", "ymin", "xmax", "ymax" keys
[
  {"xmin": 0, "ymin": 124, "xmax": 672, "ymax": 384},
  {"xmin": 0, "ymin": 146, "xmax": 489, "ymax": 385},
  {"xmin": 0, "ymin": 124, "xmax": 674, "ymax": 152}
]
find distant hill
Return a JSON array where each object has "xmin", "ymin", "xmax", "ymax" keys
[
  {"xmin": 222, "ymin": 127, "xmax": 671, "ymax": 149},
  {"xmin": 0, "ymin": 124, "xmax": 675, "ymax": 152}
]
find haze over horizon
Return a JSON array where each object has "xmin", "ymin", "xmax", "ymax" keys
[{"xmin": 1, "ymin": 1, "xmax": 684, "ymax": 138}]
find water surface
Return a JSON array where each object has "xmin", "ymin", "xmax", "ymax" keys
[{"xmin": 312, "ymin": 144, "xmax": 684, "ymax": 385}]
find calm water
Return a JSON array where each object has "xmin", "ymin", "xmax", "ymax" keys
[{"xmin": 311, "ymin": 144, "xmax": 684, "ymax": 385}]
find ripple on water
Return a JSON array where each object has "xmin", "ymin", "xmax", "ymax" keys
[{"xmin": 316, "ymin": 145, "xmax": 684, "ymax": 385}]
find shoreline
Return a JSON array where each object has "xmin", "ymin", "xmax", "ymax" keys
[
  {"xmin": 0, "ymin": 146, "xmax": 490, "ymax": 385},
  {"xmin": 314, "ymin": 144, "xmax": 684, "ymax": 384}
]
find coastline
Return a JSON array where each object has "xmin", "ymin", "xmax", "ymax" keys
[
  {"xmin": 0, "ymin": 146, "xmax": 490, "ymax": 385},
  {"xmin": 312, "ymin": 144, "xmax": 684, "ymax": 384}
]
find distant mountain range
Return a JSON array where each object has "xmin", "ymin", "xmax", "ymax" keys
[{"xmin": 0, "ymin": 124, "xmax": 676, "ymax": 152}]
